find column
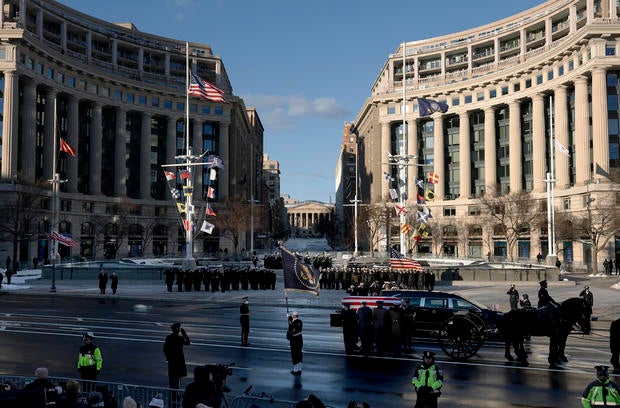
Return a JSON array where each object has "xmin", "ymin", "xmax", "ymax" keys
[
  {"xmin": 586, "ymin": 0, "xmax": 595, "ymax": 23},
  {"xmin": 20, "ymin": 80, "xmax": 36, "ymax": 184},
  {"xmin": 520, "ymin": 28, "xmax": 527, "ymax": 61},
  {"xmin": 569, "ymin": 5, "xmax": 577, "ymax": 34},
  {"xmin": 89, "ymin": 102, "xmax": 102, "ymax": 195},
  {"xmin": 484, "ymin": 107, "xmax": 497, "ymax": 193},
  {"xmin": 140, "ymin": 112, "xmax": 151, "ymax": 199},
  {"xmin": 574, "ymin": 76, "xmax": 590, "ymax": 184},
  {"xmin": 545, "ymin": 17, "xmax": 552, "ymax": 47},
  {"xmin": 591, "ymin": 67, "xmax": 610, "ymax": 179},
  {"xmin": 43, "ymin": 90, "xmax": 57, "ymax": 182},
  {"xmin": 532, "ymin": 94, "xmax": 546, "ymax": 193},
  {"xmin": 554, "ymin": 86, "xmax": 570, "ymax": 189},
  {"xmin": 611, "ymin": 0, "xmax": 618, "ymax": 19},
  {"xmin": 459, "ymin": 111, "xmax": 471, "ymax": 199},
  {"xmin": 406, "ymin": 119, "xmax": 418, "ymax": 206},
  {"xmin": 66, "ymin": 95, "xmax": 79, "ymax": 193},
  {"xmin": 114, "ymin": 108, "xmax": 127, "ymax": 197},
  {"xmin": 433, "ymin": 115, "xmax": 445, "ymax": 199},
  {"xmin": 509, "ymin": 101, "xmax": 522, "ymax": 193},
  {"xmin": 193, "ymin": 119, "xmax": 203, "ymax": 196},
  {"xmin": 219, "ymin": 123, "xmax": 230, "ymax": 198},
  {"xmin": 380, "ymin": 121, "xmax": 391, "ymax": 201}
]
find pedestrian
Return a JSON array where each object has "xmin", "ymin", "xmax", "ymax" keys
[
  {"xmin": 0, "ymin": 270, "xmax": 3, "ymax": 289},
  {"xmin": 287, "ymin": 311, "xmax": 303, "ymax": 375},
  {"xmin": 604, "ymin": 259, "xmax": 610, "ymax": 275},
  {"xmin": 411, "ymin": 351, "xmax": 443, "ymax": 408},
  {"xmin": 579, "ymin": 286, "xmax": 594, "ymax": 309},
  {"xmin": 537, "ymin": 280, "xmax": 559, "ymax": 308},
  {"xmin": 164, "ymin": 268, "xmax": 175, "ymax": 292},
  {"xmin": 110, "ymin": 272, "xmax": 118, "ymax": 294},
  {"xmin": 5, "ymin": 255, "xmax": 11, "ymax": 272},
  {"xmin": 536, "ymin": 253, "xmax": 543, "ymax": 264},
  {"xmin": 581, "ymin": 365, "xmax": 620, "ymax": 407},
  {"xmin": 86, "ymin": 391, "xmax": 105, "ymax": 408},
  {"xmin": 5, "ymin": 255, "xmax": 12, "ymax": 284},
  {"xmin": 519, "ymin": 293, "xmax": 532, "ymax": 308},
  {"xmin": 240, "ymin": 296, "xmax": 250, "ymax": 346},
  {"xmin": 252, "ymin": 251, "xmax": 258, "ymax": 269},
  {"xmin": 164, "ymin": 322, "xmax": 191, "ymax": 390},
  {"xmin": 97, "ymin": 268, "xmax": 108, "ymax": 295},
  {"xmin": 507, "ymin": 284, "xmax": 519, "ymax": 311},
  {"xmin": 77, "ymin": 332, "xmax": 103, "ymax": 392},
  {"xmin": 611, "ymin": 319, "xmax": 620, "ymax": 370}
]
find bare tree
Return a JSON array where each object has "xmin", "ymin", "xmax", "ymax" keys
[
  {"xmin": 476, "ymin": 189, "xmax": 545, "ymax": 261},
  {"xmin": 360, "ymin": 203, "xmax": 388, "ymax": 256},
  {"xmin": 216, "ymin": 194, "xmax": 252, "ymax": 254}
]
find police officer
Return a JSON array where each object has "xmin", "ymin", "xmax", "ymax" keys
[
  {"xmin": 412, "ymin": 351, "xmax": 443, "ymax": 408},
  {"xmin": 581, "ymin": 365, "xmax": 620, "ymax": 407},
  {"xmin": 240, "ymin": 296, "xmax": 250, "ymax": 346},
  {"xmin": 77, "ymin": 332, "xmax": 103, "ymax": 392}
]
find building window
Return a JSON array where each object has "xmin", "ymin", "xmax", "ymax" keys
[
  {"xmin": 513, "ymin": 83, "xmax": 520, "ymax": 92},
  {"xmin": 215, "ymin": 106, "xmax": 223, "ymax": 115},
  {"xmin": 388, "ymin": 106, "xmax": 396, "ymax": 114},
  {"xmin": 36, "ymin": 63, "xmax": 43, "ymax": 74},
  {"xmin": 164, "ymin": 101, "xmax": 173, "ymax": 109},
  {"xmin": 176, "ymin": 102, "xmax": 184, "ymax": 111},
  {"xmin": 477, "ymin": 92, "xmax": 484, "ymax": 101},
  {"xmin": 452, "ymin": 97, "xmax": 460, "ymax": 106},
  {"xmin": 563, "ymin": 198, "xmax": 570, "ymax": 210},
  {"xmin": 202, "ymin": 106, "xmax": 211, "ymax": 114},
  {"xmin": 525, "ymin": 79, "xmax": 532, "ymax": 88},
  {"xmin": 151, "ymin": 97, "xmax": 160, "ymax": 107},
  {"xmin": 465, "ymin": 95, "xmax": 472, "ymax": 104},
  {"xmin": 82, "ymin": 202, "xmax": 94, "ymax": 213},
  {"xmin": 569, "ymin": 60, "xmax": 574, "ymax": 71},
  {"xmin": 443, "ymin": 207, "xmax": 456, "ymax": 216},
  {"xmin": 101, "ymin": 87, "xmax": 110, "ymax": 97},
  {"xmin": 125, "ymin": 93, "xmax": 134, "ymax": 103},
  {"xmin": 114, "ymin": 90, "xmax": 122, "ymax": 100},
  {"xmin": 558, "ymin": 65, "xmax": 564, "ymax": 76},
  {"xmin": 67, "ymin": 76, "xmax": 75, "ymax": 87},
  {"xmin": 138, "ymin": 95, "xmax": 147, "ymax": 105},
  {"xmin": 190, "ymin": 103, "xmax": 197, "ymax": 113},
  {"xmin": 60, "ymin": 200, "xmax": 71, "ymax": 211},
  {"xmin": 489, "ymin": 89, "xmax": 497, "ymax": 98},
  {"xmin": 46, "ymin": 68, "xmax": 54, "ymax": 79},
  {"xmin": 606, "ymin": 45, "xmax": 616, "ymax": 56},
  {"xmin": 547, "ymin": 71, "xmax": 554, "ymax": 81}
]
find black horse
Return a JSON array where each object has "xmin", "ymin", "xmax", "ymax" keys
[{"xmin": 502, "ymin": 297, "xmax": 591, "ymax": 367}]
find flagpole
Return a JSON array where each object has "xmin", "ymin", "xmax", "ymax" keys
[
  {"xmin": 546, "ymin": 95, "xmax": 556, "ymax": 258},
  {"xmin": 50, "ymin": 96, "xmax": 59, "ymax": 292},
  {"xmin": 400, "ymin": 41, "xmax": 407, "ymax": 255},
  {"xmin": 185, "ymin": 41, "xmax": 194, "ymax": 268}
]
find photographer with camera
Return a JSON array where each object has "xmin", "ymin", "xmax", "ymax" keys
[{"xmin": 182, "ymin": 364, "xmax": 232, "ymax": 408}]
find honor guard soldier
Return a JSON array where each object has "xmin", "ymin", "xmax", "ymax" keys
[{"xmin": 240, "ymin": 296, "xmax": 250, "ymax": 346}]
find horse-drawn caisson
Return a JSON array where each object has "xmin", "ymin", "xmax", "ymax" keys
[{"xmin": 330, "ymin": 290, "xmax": 591, "ymax": 366}]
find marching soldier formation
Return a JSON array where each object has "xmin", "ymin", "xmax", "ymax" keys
[{"xmin": 163, "ymin": 266, "xmax": 277, "ymax": 293}]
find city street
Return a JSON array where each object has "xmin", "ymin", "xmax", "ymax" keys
[{"xmin": 1, "ymin": 279, "xmax": 618, "ymax": 407}]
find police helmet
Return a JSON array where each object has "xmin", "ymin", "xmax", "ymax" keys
[{"xmin": 422, "ymin": 351, "xmax": 436, "ymax": 360}]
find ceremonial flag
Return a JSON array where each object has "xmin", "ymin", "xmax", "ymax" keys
[
  {"xmin": 389, "ymin": 189, "xmax": 399, "ymax": 200},
  {"xmin": 183, "ymin": 219, "xmax": 191, "ymax": 232},
  {"xmin": 179, "ymin": 170, "xmax": 190, "ymax": 180},
  {"xmin": 401, "ymin": 224, "xmax": 412, "ymax": 234},
  {"xmin": 170, "ymin": 188, "xmax": 180, "ymax": 200},
  {"xmin": 186, "ymin": 204, "xmax": 194, "ymax": 214},
  {"xmin": 50, "ymin": 231, "xmax": 79, "ymax": 249},
  {"xmin": 428, "ymin": 172, "xmax": 440, "ymax": 184},
  {"xmin": 210, "ymin": 168, "xmax": 217, "ymax": 181},
  {"xmin": 425, "ymin": 189, "xmax": 436, "ymax": 202},
  {"xmin": 205, "ymin": 204, "xmax": 216, "ymax": 217},
  {"xmin": 389, "ymin": 248, "xmax": 423, "ymax": 271},
  {"xmin": 281, "ymin": 245, "xmax": 321, "ymax": 296},
  {"xmin": 395, "ymin": 204, "xmax": 407, "ymax": 216},
  {"xmin": 417, "ymin": 207, "xmax": 432, "ymax": 224},
  {"xmin": 207, "ymin": 186, "xmax": 215, "ymax": 199},
  {"xmin": 164, "ymin": 170, "xmax": 176, "ymax": 181},
  {"xmin": 419, "ymin": 223, "xmax": 429, "ymax": 237},
  {"xmin": 206, "ymin": 154, "xmax": 225, "ymax": 169},
  {"xmin": 595, "ymin": 163, "xmax": 611, "ymax": 179},
  {"xmin": 412, "ymin": 229, "xmax": 422, "ymax": 242},
  {"xmin": 555, "ymin": 139, "xmax": 571, "ymax": 157},
  {"xmin": 176, "ymin": 203, "xmax": 186, "ymax": 213},
  {"xmin": 417, "ymin": 97, "xmax": 448, "ymax": 117},
  {"xmin": 415, "ymin": 178, "xmax": 424, "ymax": 189},
  {"xmin": 59, "ymin": 138, "xmax": 76, "ymax": 156},
  {"xmin": 417, "ymin": 193, "xmax": 426, "ymax": 205},
  {"xmin": 188, "ymin": 71, "xmax": 225, "ymax": 103},
  {"xmin": 201, "ymin": 220, "xmax": 215, "ymax": 234},
  {"xmin": 384, "ymin": 172, "xmax": 394, "ymax": 182},
  {"xmin": 183, "ymin": 186, "xmax": 193, "ymax": 197}
]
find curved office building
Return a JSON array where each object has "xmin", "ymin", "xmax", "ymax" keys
[
  {"xmin": 0, "ymin": 0, "xmax": 264, "ymax": 263},
  {"xmin": 353, "ymin": 0, "xmax": 619, "ymax": 270}
]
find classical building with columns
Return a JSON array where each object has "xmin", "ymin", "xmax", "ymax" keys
[
  {"xmin": 286, "ymin": 200, "xmax": 334, "ymax": 238},
  {"xmin": 352, "ymin": 0, "xmax": 619, "ymax": 270},
  {"xmin": 0, "ymin": 0, "xmax": 265, "ymax": 263}
]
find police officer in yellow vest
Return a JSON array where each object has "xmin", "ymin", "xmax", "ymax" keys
[
  {"xmin": 581, "ymin": 365, "xmax": 620, "ymax": 407},
  {"xmin": 77, "ymin": 332, "xmax": 103, "ymax": 388},
  {"xmin": 412, "ymin": 351, "xmax": 443, "ymax": 408}
]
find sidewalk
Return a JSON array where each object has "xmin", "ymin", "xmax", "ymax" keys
[{"xmin": 2, "ymin": 269, "xmax": 620, "ymax": 321}]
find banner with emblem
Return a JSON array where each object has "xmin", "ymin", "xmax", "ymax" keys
[{"xmin": 280, "ymin": 245, "xmax": 321, "ymax": 297}]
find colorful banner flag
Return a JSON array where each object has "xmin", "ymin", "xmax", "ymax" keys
[
  {"xmin": 207, "ymin": 186, "xmax": 215, "ymax": 199},
  {"xmin": 59, "ymin": 138, "xmax": 76, "ymax": 157},
  {"xmin": 179, "ymin": 170, "xmax": 190, "ymax": 180},
  {"xmin": 428, "ymin": 172, "xmax": 440, "ymax": 184},
  {"xmin": 281, "ymin": 245, "xmax": 321, "ymax": 296},
  {"xmin": 201, "ymin": 220, "xmax": 215, "ymax": 234},
  {"xmin": 395, "ymin": 204, "xmax": 407, "ymax": 216},
  {"xmin": 183, "ymin": 219, "xmax": 191, "ymax": 231},
  {"xmin": 401, "ymin": 224, "xmax": 412, "ymax": 234},
  {"xmin": 176, "ymin": 203, "xmax": 186, "ymax": 213},
  {"xmin": 555, "ymin": 139, "xmax": 571, "ymax": 157},
  {"xmin": 417, "ymin": 193, "xmax": 426, "ymax": 205},
  {"xmin": 424, "ymin": 189, "xmax": 435, "ymax": 202},
  {"xmin": 210, "ymin": 168, "xmax": 217, "ymax": 181},
  {"xmin": 170, "ymin": 188, "xmax": 180, "ymax": 200},
  {"xmin": 384, "ymin": 172, "xmax": 394, "ymax": 182},
  {"xmin": 205, "ymin": 204, "xmax": 216, "ymax": 217},
  {"xmin": 389, "ymin": 189, "xmax": 399, "ymax": 200},
  {"xmin": 206, "ymin": 155, "xmax": 225, "ymax": 169},
  {"xmin": 415, "ymin": 178, "xmax": 424, "ymax": 189},
  {"xmin": 164, "ymin": 171, "xmax": 176, "ymax": 181},
  {"xmin": 183, "ymin": 186, "xmax": 193, "ymax": 197}
]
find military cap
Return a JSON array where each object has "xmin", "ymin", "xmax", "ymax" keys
[
  {"xmin": 171, "ymin": 322, "xmax": 181, "ymax": 330},
  {"xmin": 242, "ymin": 296, "xmax": 249, "ymax": 300},
  {"xmin": 539, "ymin": 280, "xmax": 547, "ymax": 285}
]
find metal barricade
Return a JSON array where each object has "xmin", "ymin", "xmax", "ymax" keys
[{"xmin": 230, "ymin": 394, "xmax": 299, "ymax": 408}]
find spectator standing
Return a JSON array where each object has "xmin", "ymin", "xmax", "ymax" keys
[
  {"xmin": 581, "ymin": 365, "xmax": 620, "ymax": 407},
  {"xmin": 25, "ymin": 366, "xmax": 59, "ymax": 405},
  {"xmin": 412, "ymin": 351, "xmax": 443, "ymax": 408},
  {"xmin": 58, "ymin": 379, "xmax": 88, "ymax": 408},
  {"xmin": 77, "ymin": 332, "xmax": 103, "ymax": 392},
  {"xmin": 604, "ymin": 259, "xmax": 611, "ymax": 275},
  {"xmin": 5, "ymin": 255, "xmax": 12, "ymax": 284},
  {"xmin": 163, "ymin": 323, "xmax": 191, "ymax": 391},
  {"xmin": 110, "ymin": 272, "xmax": 119, "ymax": 294},
  {"xmin": 97, "ymin": 268, "xmax": 108, "ymax": 295},
  {"xmin": 579, "ymin": 286, "xmax": 594, "ymax": 309},
  {"xmin": 182, "ymin": 366, "xmax": 218, "ymax": 408},
  {"xmin": 240, "ymin": 296, "xmax": 250, "ymax": 346},
  {"xmin": 287, "ymin": 311, "xmax": 303, "ymax": 375},
  {"xmin": 86, "ymin": 392, "xmax": 105, "ymax": 407},
  {"xmin": 507, "ymin": 284, "xmax": 519, "ymax": 311}
]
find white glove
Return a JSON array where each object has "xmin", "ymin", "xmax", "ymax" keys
[{"xmin": 196, "ymin": 404, "xmax": 213, "ymax": 408}]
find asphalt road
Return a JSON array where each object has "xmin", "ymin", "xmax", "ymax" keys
[{"xmin": 1, "ymin": 276, "xmax": 618, "ymax": 408}]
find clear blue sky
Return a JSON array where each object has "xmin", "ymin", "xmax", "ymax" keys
[{"xmin": 59, "ymin": 0, "xmax": 542, "ymax": 203}]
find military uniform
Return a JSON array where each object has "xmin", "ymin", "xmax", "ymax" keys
[{"xmin": 240, "ymin": 297, "xmax": 250, "ymax": 346}]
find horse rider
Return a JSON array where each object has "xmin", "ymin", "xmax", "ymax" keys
[{"xmin": 537, "ymin": 280, "xmax": 559, "ymax": 308}]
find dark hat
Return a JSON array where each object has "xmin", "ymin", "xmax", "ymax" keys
[
  {"xmin": 83, "ymin": 331, "xmax": 94, "ymax": 339},
  {"xmin": 585, "ymin": 286, "xmax": 590, "ymax": 290},
  {"xmin": 539, "ymin": 280, "xmax": 547, "ymax": 285},
  {"xmin": 596, "ymin": 365, "xmax": 609, "ymax": 375},
  {"xmin": 242, "ymin": 296, "xmax": 249, "ymax": 300},
  {"xmin": 171, "ymin": 322, "xmax": 181, "ymax": 330},
  {"xmin": 422, "ymin": 351, "xmax": 436, "ymax": 359}
]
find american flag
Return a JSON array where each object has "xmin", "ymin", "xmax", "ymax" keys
[
  {"xmin": 50, "ymin": 231, "xmax": 79, "ymax": 249},
  {"xmin": 188, "ymin": 71, "xmax": 225, "ymax": 103},
  {"xmin": 389, "ymin": 248, "xmax": 423, "ymax": 271}
]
